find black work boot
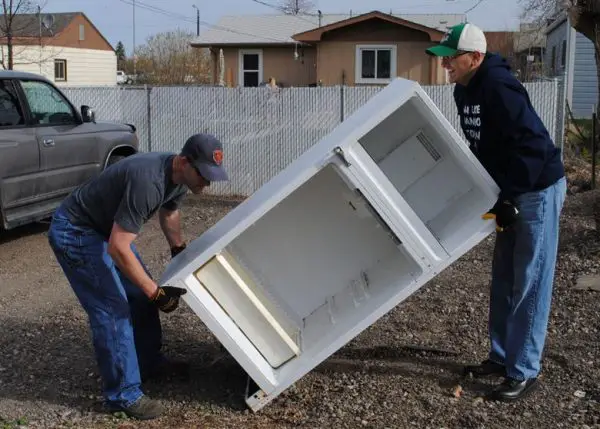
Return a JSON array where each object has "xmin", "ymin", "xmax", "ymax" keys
[
  {"xmin": 463, "ymin": 359, "xmax": 506, "ymax": 378},
  {"xmin": 108, "ymin": 395, "xmax": 165, "ymax": 420},
  {"xmin": 488, "ymin": 377, "xmax": 539, "ymax": 401}
]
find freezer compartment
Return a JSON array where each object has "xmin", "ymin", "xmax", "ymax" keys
[
  {"xmin": 196, "ymin": 163, "xmax": 424, "ymax": 369},
  {"xmin": 357, "ymin": 95, "xmax": 493, "ymax": 255}
]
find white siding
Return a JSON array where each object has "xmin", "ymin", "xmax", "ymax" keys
[
  {"xmin": 0, "ymin": 45, "xmax": 116, "ymax": 86},
  {"xmin": 572, "ymin": 32, "xmax": 598, "ymax": 118},
  {"xmin": 544, "ymin": 16, "xmax": 598, "ymax": 119}
]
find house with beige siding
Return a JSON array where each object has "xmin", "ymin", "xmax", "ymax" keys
[
  {"xmin": 191, "ymin": 11, "xmax": 471, "ymax": 88},
  {"xmin": 0, "ymin": 12, "xmax": 117, "ymax": 86}
]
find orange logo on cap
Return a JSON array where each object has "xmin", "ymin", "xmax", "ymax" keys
[{"xmin": 213, "ymin": 149, "xmax": 223, "ymax": 165}]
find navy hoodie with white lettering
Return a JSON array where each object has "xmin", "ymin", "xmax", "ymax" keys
[{"xmin": 453, "ymin": 53, "xmax": 564, "ymax": 202}]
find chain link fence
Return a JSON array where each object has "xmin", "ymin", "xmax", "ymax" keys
[
  {"xmin": 59, "ymin": 80, "xmax": 565, "ymax": 197},
  {"xmin": 341, "ymin": 79, "xmax": 562, "ymax": 147},
  {"xmin": 61, "ymin": 87, "xmax": 151, "ymax": 149}
]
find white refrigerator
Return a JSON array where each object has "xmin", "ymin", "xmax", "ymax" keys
[{"xmin": 159, "ymin": 78, "xmax": 499, "ymax": 412}]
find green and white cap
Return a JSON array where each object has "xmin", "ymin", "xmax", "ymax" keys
[{"xmin": 426, "ymin": 22, "xmax": 487, "ymax": 57}]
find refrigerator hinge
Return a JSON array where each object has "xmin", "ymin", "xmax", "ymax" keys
[{"xmin": 333, "ymin": 146, "xmax": 351, "ymax": 167}]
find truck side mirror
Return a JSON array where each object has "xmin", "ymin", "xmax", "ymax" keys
[{"xmin": 81, "ymin": 105, "xmax": 95, "ymax": 123}]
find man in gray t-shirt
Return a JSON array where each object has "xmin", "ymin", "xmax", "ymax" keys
[
  {"xmin": 47, "ymin": 133, "xmax": 228, "ymax": 420},
  {"xmin": 62, "ymin": 151, "xmax": 188, "ymax": 239}
]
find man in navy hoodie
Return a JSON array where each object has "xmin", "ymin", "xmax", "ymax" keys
[{"xmin": 426, "ymin": 22, "xmax": 566, "ymax": 401}]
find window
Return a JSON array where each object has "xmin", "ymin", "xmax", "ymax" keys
[
  {"xmin": 239, "ymin": 50, "xmax": 263, "ymax": 87},
  {"xmin": 355, "ymin": 45, "xmax": 397, "ymax": 84},
  {"xmin": 0, "ymin": 80, "xmax": 24, "ymax": 127},
  {"xmin": 561, "ymin": 39, "xmax": 567, "ymax": 68},
  {"xmin": 20, "ymin": 80, "xmax": 76, "ymax": 125},
  {"xmin": 551, "ymin": 46, "xmax": 556, "ymax": 74},
  {"xmin": 54, "ymin": 59, "xmax": 67, "ymax": 82},
  {"xmin": 79, "ymin": 24, "xmax": 85, "ymax": 41}
]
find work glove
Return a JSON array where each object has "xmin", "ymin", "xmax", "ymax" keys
[
  {"xmin": 170, "ymin": 243, "xmax": 186, "ymax": 259},
  {"xmin": 151, "ymin": 286, "xmax": 187, "ymax": 313},
  {"xmin": 482, "ymin": 199, "xmax": 519, "ymax": 232}
]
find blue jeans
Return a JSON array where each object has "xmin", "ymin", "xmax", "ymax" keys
[
  {"xmin": 47, "ymin": 207, "xmax": 163, "ymax": 408},
  {"xmin": 488, "ymin": 177, "xmax": 567, "ymax": 380}
]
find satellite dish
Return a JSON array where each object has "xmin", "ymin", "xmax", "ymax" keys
[{"xmin": 41, "ymin": 14, "xmax": 54, "ymax": 30}]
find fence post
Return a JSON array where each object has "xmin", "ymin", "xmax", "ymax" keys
[
  {"xmin": 340, "ymin": 85, "xmax": 345, "ymax": 122},
  {"xmin": 146, "ymin": 85, "xmax": 152, "ymax": 152},
  {"xmin": 592, "ymin": 105, "xmax": 597, "ymax": 190},
  {"xmin": 557, "ymin": 75, "xmax": 567, "ymax": 158}
]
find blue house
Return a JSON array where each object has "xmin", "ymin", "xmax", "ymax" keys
[{"xmin": 545, "ymin": 11, "xmax": 598, "ymax": 118}]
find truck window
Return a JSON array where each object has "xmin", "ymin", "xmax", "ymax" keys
[
  {"xmin": 20, "ymin": 80, "xmax": 76, "ymax": 126},
  {"xmin": 0, "ymin": 80, "xmax": 24, "ymax": 127}
]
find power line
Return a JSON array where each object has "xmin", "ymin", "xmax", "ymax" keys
[
  {"xmin": 118, "ymin": 0, "xmax": 294, "ymax": 43},
  {"xmin": 201, "ymin": 21, "xmax": 295, "ymax": 43},
  {"xmin": 250, "ymin": 0, "xmax": 320, "ymax": 23},
  {"xmin": 464, "ymin": 0, "xmax": 486, "ymax": 14},
  {"xmin": 118, "ymin": 0, "xmax": 196, "ymax": 24}
]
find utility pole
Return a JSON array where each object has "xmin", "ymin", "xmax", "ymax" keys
[
  {"xmin": 38, "ymin": 5, "xmax": 42, "ymax": 73},
  {"xmin": 193, "ymin": 4, "xmax": 200, "ymax": 36},
  {"xmin": 133, "ymin": 0, "xmax": 137, "ymax": 77}
]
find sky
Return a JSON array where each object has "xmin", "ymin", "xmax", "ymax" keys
[{"xmin": 43, "ymin": 0, "xmax": 526, "ymax": 55}]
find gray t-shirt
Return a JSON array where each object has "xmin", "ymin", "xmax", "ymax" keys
[{"xmin": 61, "ymin": 152, "xmax": 188, "ymax": 239}]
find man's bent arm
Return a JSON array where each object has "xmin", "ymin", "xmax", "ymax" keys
[
  {"xmin": 487, "ymin": 83, "xmax": 548, "ymax": 201},
  {"xmin": 107, "ymin": 222, "xmax": 158, "ymax": 298},
  {"xmin": 159, "ymin": 208, "xmax": 184, "ymax": 248}
]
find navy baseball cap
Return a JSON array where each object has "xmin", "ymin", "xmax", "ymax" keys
[{"xmin": 181, "ymin": 133, "xmax": 229, "ymax": 181}]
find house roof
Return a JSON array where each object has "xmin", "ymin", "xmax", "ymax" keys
[
  {"xmin": 191, "ymin": 11, "xmax": 466, "ymax": 46},
  {"xmin": 0, "ymin": 11, "xmax": 114, "ymax": 51},
  {"xmin": 0, "ymin": 12, "xmax": 77, "ymax": 38},
  {"xmin": 292, "ymin": 11, "xmax": 445, "ymax": 42},
  {"xmin": 544, "ymin": 11, "xmax": 568, "ymax": 35}
]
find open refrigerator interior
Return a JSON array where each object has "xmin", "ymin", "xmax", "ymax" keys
[{"xmin": 159, "ymin": 78, "xmax": 499, "ymax": 412}]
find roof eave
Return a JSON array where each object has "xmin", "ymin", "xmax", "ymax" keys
[
  {"xmin": 291, "ymin": 35, "xmax": 319, "ymax": 43},
  {"xmin": 544, "ymin": 11, "xmax": 568, "ymax": 34},
  {"xmin": 190, "ymin": 41, "xmax": 308, "ymax": 48},
  {"xmin": 291, "ymin": 11, "xmax": 444, "ymax": 42}
]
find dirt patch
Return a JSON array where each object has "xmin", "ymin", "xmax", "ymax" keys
[{"xmin": 1, "ymin": 191, "xmax": 599, "ymax": 429}]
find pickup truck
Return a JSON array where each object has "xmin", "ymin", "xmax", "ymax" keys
[{"xmin": 0, "ymin": 71, "xmax": 139, "ymax": 230}]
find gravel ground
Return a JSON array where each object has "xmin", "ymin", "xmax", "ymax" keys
[{"xmin": 1, "ymin": 190, "xmax": 600, "ymax": 429}]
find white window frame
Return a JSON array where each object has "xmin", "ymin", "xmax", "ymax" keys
[
  {"xmin": 54, "ymin": 59, "xmax": 67, "ymax": 82},
  {"xmin": 355, "ymin": 44, "xmax": 397, "ymax": 84},
  {"xmin": 238, "ymin": 49, "xmax": 263, "ymax": 87}
]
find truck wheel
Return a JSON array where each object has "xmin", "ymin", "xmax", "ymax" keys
[{"xmin": 107, "ymin": 155, "xmax": 125, "ymax": 168}]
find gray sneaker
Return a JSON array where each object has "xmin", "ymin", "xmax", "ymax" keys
[{"xmin": 111, "ymin": 395, "xmax": 165, "ymax": 420}]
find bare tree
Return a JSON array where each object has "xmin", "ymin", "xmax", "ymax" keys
[
  {"xmin": 278, "ymin": 0, "xmax": 315, "ymax": 15},
  {"xmin": 134, "ymin": 29, "xmax": 211, "ymax": 85},
  {"xmin": 0, "ymin": 0, "xmax": 64, "ymax": 72},
  {"xmin": 519, "ymin": 0, "xmax": 600, "ymax": 109},
  {"xmin": 0, "ymin": 0, "xmax": 38, "ymax": 69},
  {"xmin": 505, "ymin": 23, "xmax": 547, "ymax": 81}
]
